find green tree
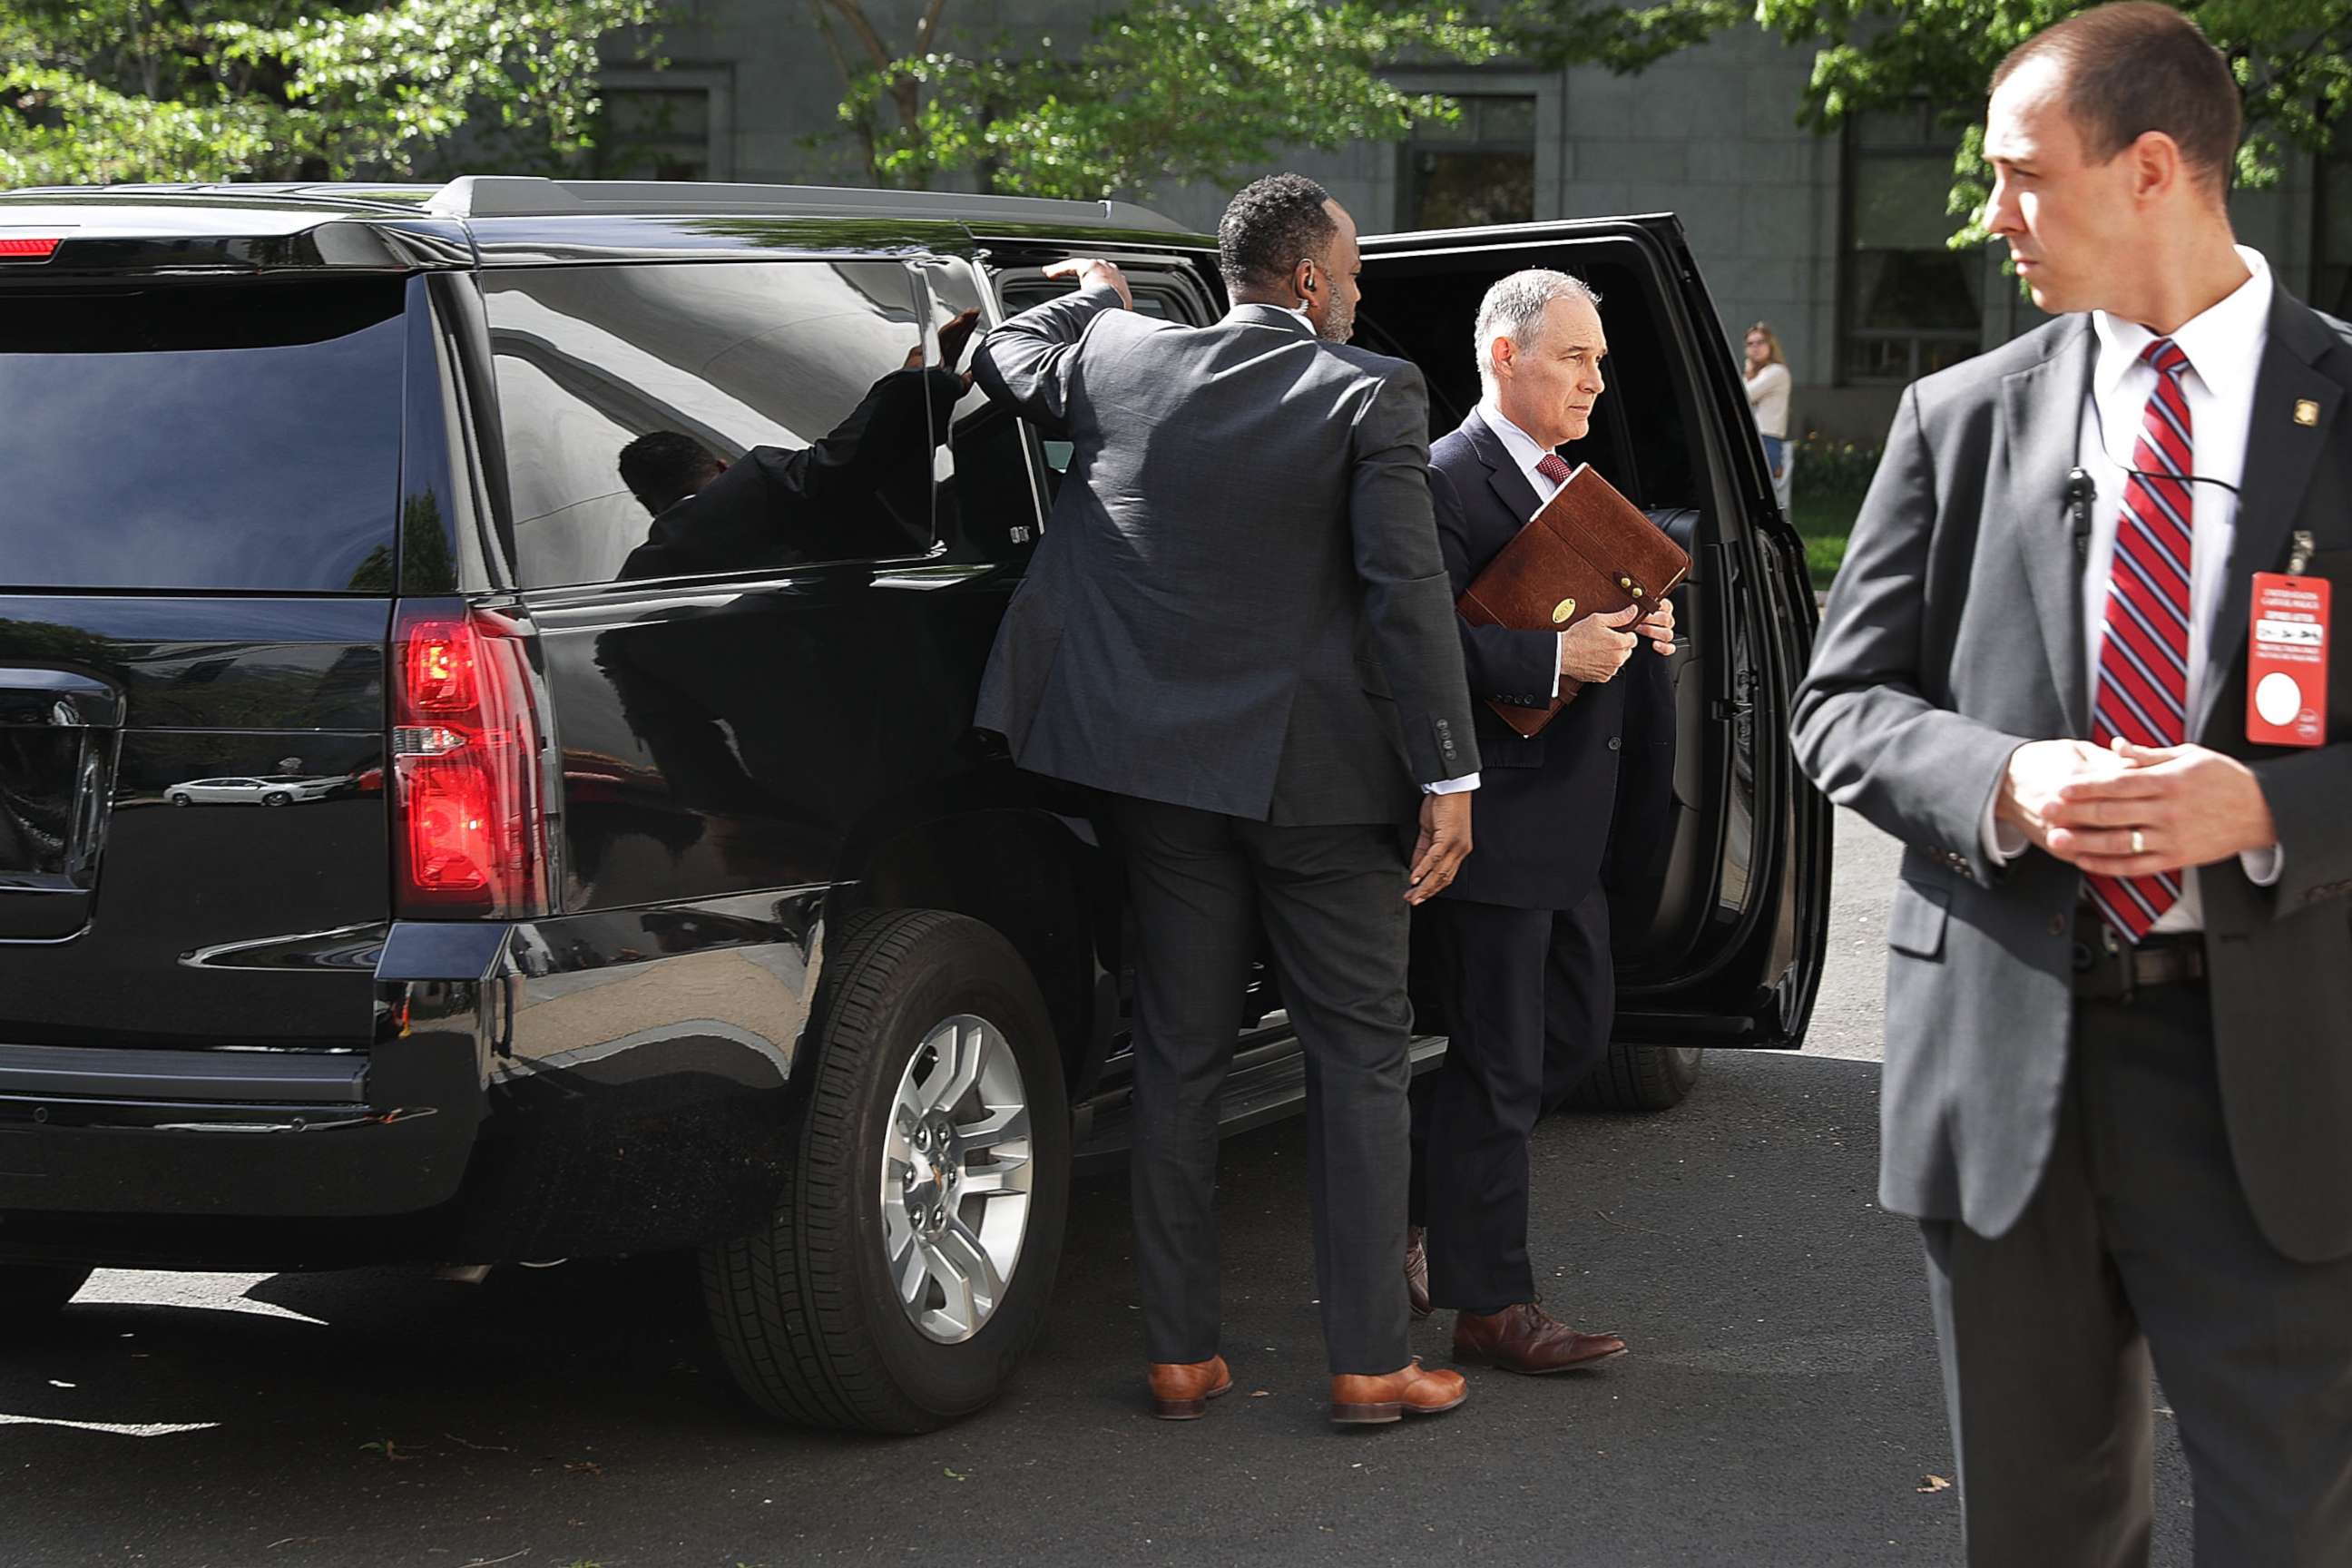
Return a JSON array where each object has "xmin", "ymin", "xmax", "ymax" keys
[
  {"xmin": 0, "ymin": 0, "xmax": 664, "ymax": 188},
  {"xmin": 1511, "ymin": 0, "xmax": 2352, "ymax": 246},
  {"xmin": 813, "ymin": 0, "xmax": 1503, "ymax": 199}
]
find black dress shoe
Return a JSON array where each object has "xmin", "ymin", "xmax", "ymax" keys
[
  {"xmin": 1405, "ymin": 1225, "xmax": 1432, "ymax": 1319},
  {"xmin": 1453, "ymin": 1302, "xmax": 1627, "ymax": 1375}
]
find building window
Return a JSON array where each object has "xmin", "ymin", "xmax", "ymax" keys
[
  {"xmin": 1402, "ymin": 95, "xmax": 1537, "ymax": 230},
  {"xmin": 592, "ymin": 68, "xmax": 734, "ymax": 181},
  {"xmin": 1840, "ymin": 103, "xmax": 1983, "ymax": 383},
  {"xmin": 2318, "ymin": 136, "xmax": 2352, "ymax": 318}
]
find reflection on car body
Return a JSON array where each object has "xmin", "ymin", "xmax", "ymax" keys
[{"xmin": 165, "ymin": 774, "xmax": 341, "ymax": 807}]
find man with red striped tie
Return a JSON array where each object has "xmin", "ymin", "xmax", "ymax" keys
[{"xmin": 1793, "ymin": 5, "xmax": 2352, "ymax": 1563}]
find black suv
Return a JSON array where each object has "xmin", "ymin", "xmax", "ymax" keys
[{"xmin": 0, "ymin": 176, "xmax": 1829, "ymax": 1432}]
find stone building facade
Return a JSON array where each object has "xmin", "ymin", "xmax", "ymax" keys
[{"xmin": 595, "ymin": 6, "xmax": 2347, "ymax": 444}]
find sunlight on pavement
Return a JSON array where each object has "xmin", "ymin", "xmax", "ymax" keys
[
  {"xmin": 76, "ymin": 1270, "xmax": 328, "ymax": 1326},
  {"xmin": 0, "ymin": 1415, "xmax": 219, "ymax": 1438}
]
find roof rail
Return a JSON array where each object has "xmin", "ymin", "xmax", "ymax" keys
[
  {"xmin": 421, "ymin": 174, "xmax": 1191, "ymax": 234},
  {"xmin": 2, "ymin": 181, "xmax": 440, "ymax": 213}
]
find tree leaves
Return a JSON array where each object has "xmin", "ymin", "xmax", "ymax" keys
[
  {"xmin": 1508, "ymin": 0, "xmax": 2351, "ymax": 254},
  {"xmin": 837, "ymin": 0, "xmax": 1504, "ymax": 200},
  {"xmin": 0, "ymin": 0, "xmax": 663, "ymax": 186}
]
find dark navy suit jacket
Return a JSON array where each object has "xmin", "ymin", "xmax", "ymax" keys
[{"xmin": 1430, "ymin": 408, "xmax": 1672, "ymax": 910}]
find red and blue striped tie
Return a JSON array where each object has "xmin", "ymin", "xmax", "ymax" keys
[{"xmin": 2085, "ymin": 337, "xmax": 2194, "ymax": 942}]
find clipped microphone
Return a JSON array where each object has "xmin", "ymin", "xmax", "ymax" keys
[{"xmin": 2064, "ymin": 466, "xmax": 2096, "ymax": 561}]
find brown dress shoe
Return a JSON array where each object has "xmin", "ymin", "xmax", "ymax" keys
[
  {"xmin": 1146, "ymin": 1355, "xmax": 1232, "ymax": 1419},
  {"xmin": 1452, "ymin": 1302, "xmax": 1628, "ymax": 1375},
  {"xmin": 1328, "ymin": 1356, "xmax": 1469, "ymax": 1425},
  {"xmin": 1405, "ymin": 1226, "xmax": 1433, "ymax": 1319}
]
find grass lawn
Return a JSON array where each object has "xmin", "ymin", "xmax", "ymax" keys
[{"xmin": 1788, "ymin": 488, "xmax": 1865, "ymax": 592}]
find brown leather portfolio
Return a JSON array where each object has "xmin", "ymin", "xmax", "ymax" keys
[{"xmin": 1455, "ymin": 463, "xmax": 1692, "ymax": 739}]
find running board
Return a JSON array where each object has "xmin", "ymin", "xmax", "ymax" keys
[{"xmin": 1073, "ymin": 1032, "xmax": 1450, "ymax": 1171}]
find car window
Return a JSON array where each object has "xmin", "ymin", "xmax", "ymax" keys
[
  {"xmin": 923, "ymin": 260, "xmax": 1044, "ymax": 564},
  {"xmin": 483, "ymin": 260, "xmax": 940, "ymax": 589},
  {"xmin": 995, "ymin": 280, "xmax": 1190, "ymax": 481},
  {"xmin": 0, "ymin": 279, "xmax": 406, "ymax": 593}
]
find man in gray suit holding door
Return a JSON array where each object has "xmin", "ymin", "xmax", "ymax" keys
[
  {"xmin": 974, "ymin": 174, "xmax": 1483, "ymax": 1426},
  {"xmin": 1794, "ymin": 5, "xmax": 2352, "ymax": 1562}
]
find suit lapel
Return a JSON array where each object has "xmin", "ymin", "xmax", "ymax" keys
[
  {"xmin": 2000, "ymin": 319, "xmax": 2097, "ymax": 736},
  {"xmin": 2196, "ymin": 293, "xmax": 2344, "ymax": 741},
  {"xmin": 1464, "ymin": 408, "xmax": 1543, "ymax": 527}
]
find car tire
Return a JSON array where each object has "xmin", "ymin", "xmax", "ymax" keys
[
  {"xmin": 261, "ymin": 792, "xmax": 290, "ymax": 807},
  {"xmin": 701, "ymin": 908, "xmax": 1071, "ymax": 1435},
  {"xmin": 1564, "ymin": 1043, "xmax": 1704, "ymax": 1113},
  {"xmin": 168, "ymin": 793, "xmax": 191, "ymax": 807},
  {"xmin": 0, "ymin": 1263, "xmax": 93, "ymax": 1330}
]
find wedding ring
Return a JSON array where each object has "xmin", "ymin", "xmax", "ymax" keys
[{"xmin": 2130, "ymin": 828, "xmax": 2146, "ymax": 856}]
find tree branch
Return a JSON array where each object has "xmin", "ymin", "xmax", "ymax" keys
[
  {"xmin": 807, "ymin": 0, "xmax": 879, "ymax": 178},
  {"xmin": 916, "ymin": 0, "xmax": 952, "ymax": 54},
  {"xmin": 819, "ymin": 0, "xmax": 895, "ymax": 73}
]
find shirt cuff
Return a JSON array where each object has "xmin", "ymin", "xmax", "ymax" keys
[
  {"xmin": 1980, "ymin": 752, "xmax": 2029, "ymax": 864},
  {"xmin": 1550, "ymin": 633, "xmax": 1563, "ymax": 701},
  {"xmin": 2241, "ymin": 845, "xmax": 2284, "ymax": 887},
  {"xmin": 1424, "ymin": 773, "xmax": 1481, "ymax": 795}
]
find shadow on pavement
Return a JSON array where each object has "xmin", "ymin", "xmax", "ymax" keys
[{"xmin": 0, "ymin": 1053, "xmax": 2053, "ymax": 1568}]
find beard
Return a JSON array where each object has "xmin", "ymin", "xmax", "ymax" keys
[{"xmin": 1316, "ymin": 296, "xmax": 1356, "ymax": 344}]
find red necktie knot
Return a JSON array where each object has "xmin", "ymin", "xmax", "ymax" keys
[
  {"xmin": 1534, "ymin": 452, "xmax": 1573, "ymax": 485},
  {"xmin": 2141, "ymin": 337, "xmax": 2190, "ymax": 381}
]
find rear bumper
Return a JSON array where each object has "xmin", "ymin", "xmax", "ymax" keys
[
  {"xmin": 0, "ymin": 897, "xmax": 820, "ymax": 1269},
  {"xmin": 0, "ymin": 1029, "xmax": 486, "ymax": 1225}
]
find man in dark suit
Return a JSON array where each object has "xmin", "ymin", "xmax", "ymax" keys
[
  {"xmin": 973, "ymin": 173, "xmax": 1482, "ymax": 1426},
  {"xmin": 1793, "ymin": 6, "xmax": 2352, "ymax": 1560},
  {"xmin": 1403, "ymin": 270, "xmax": 1672, "ymax": 1373},
  {"xmin": 611, "ymin": 310, "xmax": 980, "ymax": 579}
]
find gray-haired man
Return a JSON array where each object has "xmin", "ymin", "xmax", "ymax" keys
[{"xmin": 1402, "ymin": 269, "xmax": 1671, "ymax": 1374}]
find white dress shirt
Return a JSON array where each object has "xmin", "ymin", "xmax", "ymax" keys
[
  {"xmin": 1480, "ymin": 401, "xmax": 1573, "ymax": 702},
  {"xmin": 1983, "ymin": 244, "xmax": 2283, "ymax": 928}
]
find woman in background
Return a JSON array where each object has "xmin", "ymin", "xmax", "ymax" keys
[{"xmin": 1742, "ymin": 322, "xmax": 1792, "ymax": 514}]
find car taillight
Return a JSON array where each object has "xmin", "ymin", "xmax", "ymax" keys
[
  {"xmin": 390, "ymin": 603, "xmax": 548, "ymax": 918},
  {"xmin": 0, "ymin": 237, "xmax": 62, "ymax": 261}
]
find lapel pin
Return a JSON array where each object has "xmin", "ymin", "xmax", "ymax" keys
[{"xmin": 2295, "ymin": 398, "xmax": 2320, "ymax": 426}]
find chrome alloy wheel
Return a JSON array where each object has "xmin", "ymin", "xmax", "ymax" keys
[{"xmin": 880, "ymin": 1014, "xmax": 1034, "ymax": 1344}]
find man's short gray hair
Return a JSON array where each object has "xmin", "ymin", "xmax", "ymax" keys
[{"xmin": 1473, "ymin": 270, "xmax": 1601, "ymax": 387}]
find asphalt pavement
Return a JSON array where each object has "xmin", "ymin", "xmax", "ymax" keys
[{"xmin": 1, "ymin": 811, "xmax": 2196, "ymax": 1567}]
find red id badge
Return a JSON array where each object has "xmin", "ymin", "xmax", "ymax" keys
[{"xmin": 2247, "ymin": 573, "xmax": 2330, "ymax": 747}]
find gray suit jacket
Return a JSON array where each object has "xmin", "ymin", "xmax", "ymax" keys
[
  {"xmin": 973, "ymin": 287, "xmax": 1479, "ymax": 825},
  {"xmin": 1792, "ymin": 291, "xmax": 2352, "ymax": 1262}
]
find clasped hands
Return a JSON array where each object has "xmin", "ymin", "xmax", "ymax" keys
[{"xmin": 1996, "ymin": 736, "xmax": 2278, "ymax": 877}]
